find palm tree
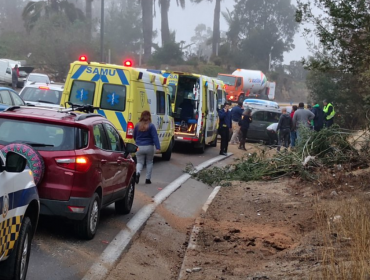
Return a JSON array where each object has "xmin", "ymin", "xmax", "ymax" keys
[
  {"xmin": 141, "ymin": 0, "xmax": 154, "ymax": 62},
  {"xmin": 191, "ymin": 0, "xmax": 222, "ymax": 56},
  {"xmin": 22, "ymin": 0, "xmax": 84, "ymax": 33},
  {"xmin": 158, "ymin": 0, "xmax": 185, "ymax": 46}
]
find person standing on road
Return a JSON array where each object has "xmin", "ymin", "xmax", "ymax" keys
[
  {"xmin": 277, "ymin": 108, "xmax": 292, "ymax": 151},
  {"xmin": 12, "ymin": 64, "xmax": 19, "ymax": 89},
  {"xmin": 238, "ymin": 109, "xmax": 252, "ymax": 151},
  {"xmin": 323, "ymin": 99, "xmax": 335, "ymax": 128},
  {"xmin": 290, "ymin": 105, "xmax": 298, "ymax": 147},
  {"xmin": 292, "ymin": 102, "xmax": 315, "ymax": 142},
  {"xmin": 218, "ymin": 102, "xmax": 232, "ymax": 156},
  {"xmin": 230, "ymin": 101, "xmax": 244, "ymax": 145},
  {"xmin": 133, "ymin": 110, "xmax": 161, "ymax": 185},
  {"xmin": 311, "ymin": 102, "xmax": 324, "ymax": 132}
]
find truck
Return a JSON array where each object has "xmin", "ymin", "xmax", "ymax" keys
[
  {"xmin": 0, "ymin": 59, "xmax": 34, "ymax": 87},
  {"xmin": 217, "ymin": 69, "xmax": 276, "ymax": 103}
]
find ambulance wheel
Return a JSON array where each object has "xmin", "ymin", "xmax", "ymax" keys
[
  {"xmin": 76, "ymin": 193, "xmax": 100, "ymax": 240},
  {"xmin": 209, "ymin": 137, "xmax": 217, "ymax": 147},
  {"xmin": 238, "ymin": 94, "xmax": 245, "ymax": 104},
  {"xmin": 196, "ymin": 139, "xmax": 206, "ymax": 154},
  {"xmin": 1, "ymin": 143, "xmax": 45, "ymax": 186},
  {"xmin": 162, "ymin": 139, "xmax": 173, "ymax": 161},
  {"xmin": 0, "ymin": 217, "xmax": 33, "ymax": 280}
]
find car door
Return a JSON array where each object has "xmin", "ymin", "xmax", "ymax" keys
[
  {"xmin": 92, "ymin": 123, "xmax": 115, "ymax": 205},
  {"xmin": 0, "ymin": 155, "xmax": 14, "ymax": 258},
  {"xmin": 0, "ymin": 90, "xmax": 13, "ymax": 106},
  {"xmin": 102, "ymin": 122, "xmax": 130, "ymax": 201},
  {"xmin": 205, "ymin": 79, "xmax": 217, "ymax": 144},
  {"xmin": 248, "ymin": 111, "xmax": 268, "ymax": 140}
]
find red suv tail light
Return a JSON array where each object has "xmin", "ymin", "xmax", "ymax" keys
[
  {"xmin": 126, "ymin": 122, "xmax": 134, "ymax": 139},
  {"xmin": 55, "ymin": 156, "xmax": 92, "ymax": 172}
]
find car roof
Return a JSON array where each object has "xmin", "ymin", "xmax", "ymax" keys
[
  {"xmin": 22, "ymin": 83, "xmax": 64, "ymax": 90},
  {"xmin": 0, "ymin": 106, "xmax": 105, "ymax": 126},
  {"xmin": 0, "ymin": 87, "xmax": 17, "ymax": 92}
]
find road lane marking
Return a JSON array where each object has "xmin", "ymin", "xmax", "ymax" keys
[{"xmin": 82, "ymin": 153, "xmax": 232, "ymax": 280}]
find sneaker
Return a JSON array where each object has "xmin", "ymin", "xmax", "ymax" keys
[
  {"xmin": 135, "ymin": 173, "xmax": 140, "ymax": 184},
  {"xmin": 219, "ymin": 152, "xmax": 227, "ymax": 156},
  {"xmin": 145, "ymin": 179, "xmax": 151, "ymax": 184}
]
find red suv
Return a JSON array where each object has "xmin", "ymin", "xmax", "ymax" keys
[{"xmin": 0, "ymin": 104, "xmax": 138, "ymax": 239}]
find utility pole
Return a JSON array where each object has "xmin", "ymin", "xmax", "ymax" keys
[{"xmin": 100, "ymin": 0, "xmax": 104, "ymax": 62}]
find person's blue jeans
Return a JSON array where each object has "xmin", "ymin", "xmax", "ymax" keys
[{"xmin": 290, "ymin": 131, "xmax": 297, "ymax": 147}]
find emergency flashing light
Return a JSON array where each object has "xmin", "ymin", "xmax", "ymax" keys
[
  {"xmin": 79, "ymin": 55, "xmax": 88, "ymax": 62},
  {"xmin": 124, "ymin": 60, "xmax": 133, "ymax": 67},
  {"xmin": 162, "ymin": 78, "xmax": 167, "ymax": 85},
  {"xmin": 39, "ymin": 86, "xmax": 50, "ymax": 90}
]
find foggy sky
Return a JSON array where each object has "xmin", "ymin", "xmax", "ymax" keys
[{"xmin": 152, "ymin": 0, "xmax": 311, "ymax": 65}]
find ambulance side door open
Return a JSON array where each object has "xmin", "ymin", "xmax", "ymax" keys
[
  {"xmin": 205, "ymin": 78, "xmax": 217, "ymax": 144},
  {"xmin": 195, "ymin": 77, "xmax": 202, "ymax": 138}
]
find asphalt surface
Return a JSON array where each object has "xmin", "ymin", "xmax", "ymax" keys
[{"xmin": 27, "ymin": 142, "xmax": 221, "ymax": 280}]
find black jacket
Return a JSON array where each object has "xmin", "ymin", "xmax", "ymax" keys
[
  {"xmin": 312, "ymin": 105, "xmax": 324, "ymax": 131},
  {"xmin": 238, "ymin": 115, "xmax": 252, "ymax": 130},
  {"xmin": 277, "ymin": 113, "xmax": 292, "ymax": 131}
]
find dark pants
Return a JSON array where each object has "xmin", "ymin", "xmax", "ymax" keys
[
  {"xmin": 325, "ymin": 119, "xmax": 334, "ymax": 128},
  {"xmin": 239, "ymin": 128, "xmax": 248, "ymax": 148},
  {"xmin": 219, "ymin": 126, "xmax": 229, "ymax": 154},
  {"xmin": 278, "ymin": 129, "xmax": 290, "ymax": 151}
]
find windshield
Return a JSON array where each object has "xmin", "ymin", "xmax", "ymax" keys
[
  {"xmin": 0, "ymin": 119, "xmax": 75, "ymax": 151},
  {"xmin": 20, "ymin": 87, "xmax": 62, "ymax": 104},
  {"xmin": 28, "ymin": 75, "xmax": 49, "ymax": 83},
  {"xmin": 217, "ymin": 75, "xmax": 236, "ymax": 86}
]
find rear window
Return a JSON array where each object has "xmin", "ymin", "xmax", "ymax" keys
[
  {"xmin": 69, "ymin": 80, "xmax": 95, "ymax": 105},
  {"xmin": 100, "ymin": 84, "xmax": 126, "ymax": 111},
  {"xmin": 28, "ymin": 75, "xmax": 49, "ymax": 83},
  {"xmin": 0, "ymin": 119, "xmax": 75, "ymax": 151},
  {"xmin": 20, "ymin": 87, "xmax": 62, "ymax": 104}
]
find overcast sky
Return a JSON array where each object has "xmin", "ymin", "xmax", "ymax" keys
[{"xmin": 152, "ymin": 0, "xmax": 310, "ymax": 65}]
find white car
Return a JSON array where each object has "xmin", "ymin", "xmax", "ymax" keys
[
  {"xmin": 0, "ymin": 144, "xmax": 40, "ymax": 280},
  {"xmin": 24, "ymin": 73, "xmax": 53, "ymax": 87},
  {"xmin": 19, "ymin": 83, "xmax": 64, "ymax": 108}
]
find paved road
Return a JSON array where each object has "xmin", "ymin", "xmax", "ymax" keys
[{"xmin": 27, "ymin": 143, "xmax": 221, "ymax": 280}]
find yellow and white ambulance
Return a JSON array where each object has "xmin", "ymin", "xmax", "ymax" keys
[
  {"xmin": 153, "ymin": 71, "xmax": 219, "ymax": 153},
  {"xmin": 60, "ymin": 58, "xmax": 175, "ymax": 160}
]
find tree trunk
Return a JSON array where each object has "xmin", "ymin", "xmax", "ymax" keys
[
  {"xmin": 160, "ymin": 0, "xmax": 170, "ymax": 46},
  {"xmin": 86, "ymin": 0, "xmax": 93, "ymax": 41},
  {"xmin": 141, "ymin": 0, "xmax": 153, "ymax": 63},
  {"xmin": 212, "ymin": 0, "xmax": 221, "ymax": 56}
]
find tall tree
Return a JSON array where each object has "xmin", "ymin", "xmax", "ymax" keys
[
  {"xmin": 141, "ymin": 0, "xmax": 153, "ymax": 62},
  {"xmin": 191, "ymin": 0, "xmax": 222, "ymax": 56},
  {"xmin": 158, "ymin": 0, "xmax": 185, "ymax": 46},
  {"xmin": 85, "ymin": 0, "xmax": 93, "ymax": 40}
]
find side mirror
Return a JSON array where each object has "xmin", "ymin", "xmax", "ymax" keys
[
  {"xmin": 123, "ymin": 143, "xmax": 138, "ymax": 158},
  {"xmin": 5, "ymin": 152, "xmax": 27, "ymax": 173}
]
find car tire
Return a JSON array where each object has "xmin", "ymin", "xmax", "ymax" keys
[
  {"xmin": 1, "ymin": 143, "xmax": 45, "ymax": 185},
  {"xmin": 209, "ymin": 136, "xmax": 217, "ymax": 147},
  {"xmin": 196, "ymin": 138, "xmax": 206, "ymax": 154},
  {"xmin": 76, "ymin": 193, "xmax": 100, "ymax": 240},
  {"xmin": 115, "ymin": 178, "xmax": 135, "ymax": 215},
  {"xmin": 0, "ymin": 217, "xmax": 33, "ymax": 280},
  {"xmin": 162, "ymin": 139, "xmax": 173, "ymax": 161}
]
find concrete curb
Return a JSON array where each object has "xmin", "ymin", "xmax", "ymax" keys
[
  {"xmin": 82, "ymin": 153, "xmax": 232, "ymax": 280},
  {"xmin": 177, "ymin": 186, "xmax": 222, "ymax": 280}
]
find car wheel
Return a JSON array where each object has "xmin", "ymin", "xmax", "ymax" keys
[
  {"xmin": 196, "ymin": 138, "xmax": 206, "ymax": 154},
  {"xmin": 162, "ymin": 139, "xmax": 173, "ymax": 161},
  {"xmin": 76, "ymin": 193, "xmax": 100, "ymax": 240},
  {"xmin": 209, "ymin": 136, "xmax": 217, "ymax": 147},
  {"xmin": 0, "ymin": 217, "xmax": 33, "ymax": 280},
  {"xmin": 115, "ymin": 177, "xmax": 135, "ymax": 215},
  {"xmin": 1, "ymin": 143, "xmax": 45, "ymax": 185}
]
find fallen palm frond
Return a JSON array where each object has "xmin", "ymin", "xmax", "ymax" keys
[{"xmin": 190, "ymin": 126, "xmax": 369, "ymax": 186}]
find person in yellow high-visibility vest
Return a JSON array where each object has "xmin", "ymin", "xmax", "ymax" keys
[{"xmin": 323, "ymin": 99, "xmax": 335, "ymax": 127}]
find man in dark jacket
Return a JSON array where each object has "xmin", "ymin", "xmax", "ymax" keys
[
  {"xmin": 12, "ymin": 64, "xmax": 19, "ymax": 89},
  {"xmin": 218, "ymin": 102, "xmax": 232, "ymax": 155},
  {"xmin": 311, "ymin": 103, "xmax": 324, "ymax": 131},
  {"xmin": 230, "ymin": 101, "xmax": 244, "ymax": 145},
  {"xmin": 277, "ymin": 108, "xmax": 292, "ymax": 151}
]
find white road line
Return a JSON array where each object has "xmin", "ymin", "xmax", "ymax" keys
[
  {"xmin": 178, "ymin": 186, "xmax": 222, "ymax": 280},
  {"xmin": 82, "ymin": 154, "xmax": 232, "ymax": 280}
]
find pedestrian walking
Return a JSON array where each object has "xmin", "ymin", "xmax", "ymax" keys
[
  {"xmin": 290, "ymin": 105, "xmax": 298, "ymax": 147},
  {"xmin": 277, "ymin": 108, "xmax": 292, "ymax": 151},
  {"xmin": 238, "ymin": 109, "xmax": 252, "ymax": 151},
  {"xmin": 311, "ymin": 102, "xmax": 324, "ymax": 132},
  {"xmin": 218, "ymin": 102, "xmax": 232, "ymax": 156},
  {"xmin": 133, "ymin": 110, "xmax": 161, "ymax": 185},
  {"xmin": 12, "ymin": 64, "xmax": 19, "ymax": 89},
  {"xmin": 323, "ymin": 99, "xmax": 335, "ymax": 128},
  {"xmin": 292, "ymin": 102, "xmax": 315, "ymax": 141},
  {"xmin": 230, "ymin": 101, "xmax": 244, "ymax": 145}
]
